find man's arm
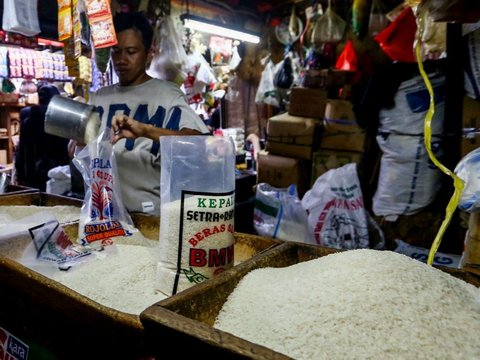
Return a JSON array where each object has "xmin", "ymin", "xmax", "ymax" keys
[{"xmin": 111, "ymin": 114, "xmax": 205, "ymax": 144}]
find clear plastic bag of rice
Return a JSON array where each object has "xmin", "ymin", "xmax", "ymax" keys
[
  {"xmin": 73, "ymin": 127, "xmax": 136, "ymax": 248},
  {"xmin": 157, "ymin": 135, "xmax": 236, "ymax": 296}
]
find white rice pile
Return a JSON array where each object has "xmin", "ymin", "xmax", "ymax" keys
[
  {"xmin": 50, "ymin": 244, "xmax": 167, "ymax": 315},
  {"xmin": 0, "ymin": 205, "xmax": 81, "ymax": 225},
  {"xmin": 0, "ymin": 205, "xmax": 81, "ymax": 259},
  {"xmin": 214, "ymin": 249, "xmax": 480, "ymax": 359}
]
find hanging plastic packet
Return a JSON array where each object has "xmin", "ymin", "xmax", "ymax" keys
[
  {"xmin": 73, "ymin": 127, "xmax": 136, "ymax": 248},
  {"xmin": 147, "ymin": 15, "xmax": 188, "ymax": 86}
]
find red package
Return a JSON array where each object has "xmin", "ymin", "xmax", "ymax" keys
[
  {"xmin": 335, "ymin": 40, "xmax": 358, "ymax": 71},
  {"xmin": 374, "ymin": 6, "xmax": 417, "ymax": 63}
]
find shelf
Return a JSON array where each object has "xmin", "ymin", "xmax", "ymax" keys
[{"xmin": 424, "ymin": 0, "xmax": 480, "ymax": 23}]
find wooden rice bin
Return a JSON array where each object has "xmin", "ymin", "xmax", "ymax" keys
[
  {"xmin": 0, "ymin": 192, "xmax": 280, "ymax": 359},
  {"xmin": 0, "ymin": 184, "xmax": 38, "ymax": 196},
  {"xmin": 140, "ymin": 242, "xmax": 480, "ymax": 359}
]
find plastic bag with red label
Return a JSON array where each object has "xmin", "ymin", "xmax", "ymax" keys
[{"xmin": 73, "ymin": 128, "xmax": 137, "ymax": 248}]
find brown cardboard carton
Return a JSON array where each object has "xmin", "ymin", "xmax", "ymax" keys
[
  {"xmin": 461, "ymin": 96, "xmax": 480, "ymax": 156},
  {"xmin": 461, "ymin": 132, "xmax": 480, "ymax": 157},
  {"xmin": 303, "ymin": 69, "xmax": 354, "ymax": 89},
  {"xmin": 463, "ymin": 95, "xmax": 480, "ymax": 129},
  {"xmin": 257, "ymin": 151, "xmax": 310, "ymax": 196},
  {"xmin": 311, "ymin": 149, "xmax": 362, "ymax": 184},
  {"xmin": 266, "ymin": 112, "xmax": 321, "ymax": 160},
  {"xmin": 288, "ymin": 87, "xmax": 327, "ymax": 118},
  {"xmin": 319, "ymin": 99, "xmax": 365, "ymax": 152}
]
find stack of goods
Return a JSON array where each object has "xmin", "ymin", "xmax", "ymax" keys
[
  {"xmin": 260, "ymin": 68, "xmax": 359, "ymax": 196},
  {"xmin": 260, "ymin": 111, "xmax": 321, "ymax": 197},
  {"xmin": 311, "ymin": 98, "xmax": 365, "ymax": 184},
  {"xmin": 461, "ymin": 95, "xmax": 480, "ymax": 157},
  {"xmin": 8, "ymin": 48, "xmax": 69, "ymax": 81}
]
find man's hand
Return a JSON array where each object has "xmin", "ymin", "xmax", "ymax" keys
[{"xmin": 111, "ymin": 114, "xmax": 147, "ymax": 143}]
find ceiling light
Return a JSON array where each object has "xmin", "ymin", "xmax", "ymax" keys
[{"xmin": 181, "ymin": 14, "xmax": 260, "ymax": 44}]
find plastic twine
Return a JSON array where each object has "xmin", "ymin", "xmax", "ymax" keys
[{"xmin": 414, "ymin": 11, "xmax": 465, "ymax": 266}]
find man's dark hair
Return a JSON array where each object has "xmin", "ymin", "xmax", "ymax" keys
[{"xmin": 113, "ymin": 12, "xmax": 153, "ymax": 51}]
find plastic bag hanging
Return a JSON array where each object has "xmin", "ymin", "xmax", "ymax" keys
[
  {"xmin": 311, "ymin": 1, "xmax": 346, "ymax": 46},
  {"xmin": 2, "ymin": 0, "xmax": 41, "ymax": 37},
  {"xmin": 274, "ymin": 56, "xmax": 294, "ymax": 90},
  {"xmin": 368, "ymin": 0, "xmax": 390, "ymax": 36},
  {"xmin": 147, "ymin": 15, "xmax": 189, "ymax": 85}
]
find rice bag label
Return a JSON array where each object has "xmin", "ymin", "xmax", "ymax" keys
[
  {"xmin": 29, "ymin": 220, "xmax": 91, "ymax": 265},
  {"xmin": 83, "ymin": 220, "xmax": 126, "ymax": 243},
  {"xmin": 157, "ymin": 190, "xmax": 235, "ymax": 295},
  {"xmin": 80, "ymin": 156, "xmax": 128, "ymax": 245},
  {"xmin": 182, "ymin": 192, "xmax": 235, "ymax": 275}
]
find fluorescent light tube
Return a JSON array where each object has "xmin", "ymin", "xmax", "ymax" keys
[{"xmin": 181, "ymin": 14, "xmax": 260, "ymax": 44}]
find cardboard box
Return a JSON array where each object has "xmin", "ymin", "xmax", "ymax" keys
[
  {"xmin": 461, "ymin": 131, "xmax": 480, "ymax": 157},
  {"xmin": 0, "ymin": 149, "xmax": 6, "ymax": 164},
  {"xmin": 461, "ymin": 96, "xmax": 480, "ymax": 157},
  {"xmin": 257, "ymin": 151, "xmax": 310, "ymax": 197},
  {"xmin": 303, "ymin": 69, "xmax": 355, "ymax": 89},
  {"xmin": 311, "ymin": 149, "xmax": 362, "ymax": 184},
  {"xmin": 463, "ymin": 95, "xmax": 480, "ymax": 129},
  {"xmin": 288, "ymin": 87, "xmax": 327, "ymax": 118},
  {"xmin": 266, "ymin": 112, "xmax": 321, "ymax": 160},
  {"xmin": 319, "ymin": 99, "xmax": 365, "ymax": 152}
]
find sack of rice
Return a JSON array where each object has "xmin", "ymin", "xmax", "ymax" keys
[
  {"xmin": 215, "ymin": 249, "xmax": 480, "ymax": 359},
  {"xmin": 157, "ymin": 135, "xmax": 236, "ymax": 296}
]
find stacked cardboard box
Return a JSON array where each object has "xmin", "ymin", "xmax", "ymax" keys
[
  {"xmin": 462, "ymin": 96, "xmax": 480, "ymax": 157},
  {"xmin": 259, "ymin": 71, "xmax": 363, "ymax": 195},
  {"xmin": 260, "ymin": 86, "xmax": 328, "ymax": 196},
  {"xmin": 311, "ymin": 99, "xmax": 365, "ymax": 184}
]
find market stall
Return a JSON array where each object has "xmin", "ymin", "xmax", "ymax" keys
[{"xmin": 0, "ymin": 0, "xmax": 479, "ymax": 359}]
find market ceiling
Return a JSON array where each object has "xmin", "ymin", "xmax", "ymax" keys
[{"xmin": 0, "ymin": 0, "xmax": 314, "ymax": 41}]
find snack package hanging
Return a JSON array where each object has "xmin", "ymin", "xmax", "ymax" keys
[
  {"xmin": 73, "ymin": 128, "xmax": 136, "ymax": 247},
  {"xmin": 156, "ymin": 135, "xmax": 236, "ymax": 296}
]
